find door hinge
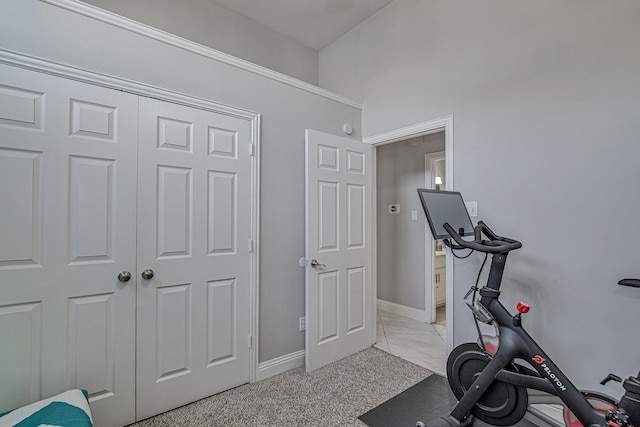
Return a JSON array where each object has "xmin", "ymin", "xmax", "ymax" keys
[
  {"xmin": 248, "ymin": 335, "xmax": 253, "ymax": 349},
  {"xmin": 249, "ymin": 144, "xmax": 255, "ymax": 156},
  {"xmin": 248, "ymin": 239, "xmax": 253, "ymax": 252}
]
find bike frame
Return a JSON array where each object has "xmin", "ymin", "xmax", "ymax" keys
[
  {"xmin": 416, "ymin": 190, "xmax": 640, "ymax": 427},
  {"xmin": 450, "ymin": 252, "xmax": 609, "ymax": 426}
]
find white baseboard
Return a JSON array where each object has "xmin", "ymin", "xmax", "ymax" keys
[
  {"xmin": 257, "ymin": 350, "xmax": 305, "ymax": 381},
  {"xmin": 257, "ymin": 300, "xmax": 428, "ymax": 382},
  {"xmin": 377, "ymin": 299, "xmax": 428, "ymax": 322}
]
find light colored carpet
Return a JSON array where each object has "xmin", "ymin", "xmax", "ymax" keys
[{"xmin": 128, "ymin": 347, "xmax": 432, "ymax": 427}]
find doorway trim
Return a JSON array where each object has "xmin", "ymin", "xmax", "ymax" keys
[
  {"xmin": 364, "ymin": 115, "xmax": 454, "ymax": 354},
  {"xmin": 0, "ymin": 49, "xmax": 262, "ymax": 382}
]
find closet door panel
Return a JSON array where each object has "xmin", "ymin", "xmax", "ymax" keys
[
  {"xmin": 136, "ymin": 97, "xmax": 252, "ymax": 420},
  {"xmin": 0, "ymin": 64, "xmax": 137, "ymax": 427}
]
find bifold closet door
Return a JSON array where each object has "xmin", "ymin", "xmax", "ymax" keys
[
  {"xmin": 0, "ymin": 64, "xmax": 138, "ymax": 427},
  {"xmin": 0, "ymin": 63, "xmax": 254, "ymax": 425},
  {"xmin": 135, "ymin": 97, "xmax": 252, "ymax": 420}
]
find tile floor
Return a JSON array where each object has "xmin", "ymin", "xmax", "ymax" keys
[{"xmin": 375, "ymin": 306, "xmax": 447, "ymax": 376}]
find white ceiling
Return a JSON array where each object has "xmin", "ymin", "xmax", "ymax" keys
[{"xmin": 207, "ymin": 0, "xmax": 395, "ymax": 50}]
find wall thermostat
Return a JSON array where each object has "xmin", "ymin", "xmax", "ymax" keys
[{"xmin": 388, "ymin": 204, "xmax": 401, "ymax": 214}]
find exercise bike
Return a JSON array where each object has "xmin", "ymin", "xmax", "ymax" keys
[{"xmin": 416, "ymin": 189, "xmax": 640, "ymax": 427}]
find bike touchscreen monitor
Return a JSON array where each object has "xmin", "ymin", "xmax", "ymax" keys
[{"xmin": 417, "ymin": 189, "xmax": 474, "ymax": 240}]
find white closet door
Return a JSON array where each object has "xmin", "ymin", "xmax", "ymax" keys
[
  {"xmin": 136, "ymin": 97, "xmax": 252, "ymax": 420},
  {"xmin": 0, "ymin": 65, "xmax": 138, "ymax": 427}
]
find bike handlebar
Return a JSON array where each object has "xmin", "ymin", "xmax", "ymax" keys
[
  {"xmin": 443, "ymin": 221, "xmax": 522, "ymax": 254},
  {"xmin": 618, "ymin": 278, "xmax": 640, "ymax": 288}
]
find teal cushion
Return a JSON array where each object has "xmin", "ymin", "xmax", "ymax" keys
[{"xmin": 0, "ymin": 389, "xmax": 93, "ymax": 427}]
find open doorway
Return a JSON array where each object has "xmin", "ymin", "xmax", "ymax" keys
[{"xmin": 373, "ymin": 132, "xmax": 448, "ymax": 374}]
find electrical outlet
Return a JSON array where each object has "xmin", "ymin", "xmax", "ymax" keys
[{"xmin": 299, "ymin": 317, "xmax": 306, "ymax": 331}]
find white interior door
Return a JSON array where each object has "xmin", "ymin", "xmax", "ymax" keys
[
  {"xmin": 0, "ymin": 65, "xmax": 137, "ymax": 427},
  {"xmin": 304, "ymin": 129, "xmax": 373, "ymax": 372},
  {"xmin": 136, "ymin": 97, "xmax": 252, "ymax": 419}
]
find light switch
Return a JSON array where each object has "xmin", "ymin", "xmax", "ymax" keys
[
  {"xmin": 411, "ymin": 210, "xmax": 418, "ymax": 221},
  {"xmin": 465, "ymin": 201, "xmax": 478, "ymax": 217}
]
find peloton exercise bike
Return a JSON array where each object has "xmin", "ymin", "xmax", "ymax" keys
[{"xmin": 416, "ymin": 189, "xmax": 640, "ymax": 427}]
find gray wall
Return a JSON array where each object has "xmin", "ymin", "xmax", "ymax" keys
[
  {"xmin": 376, "ymin": 134, "xmax": 444, "ymax": 310},
  {"xmin": 82, "ymin": 0, "xmax": 319, "ymax": 85},
  {"xmin": 320, "ymin": 0, "xmax": 640, "ymax": 392},
  {"xmin": 1, "ymin": 0, "xmax": 361, "ymax": 363}
]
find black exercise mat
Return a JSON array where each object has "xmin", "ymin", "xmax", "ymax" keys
[
  {"xmin": 359, "ymin": 374, "xmax": 457, "ymax": 427},
  {"xmin": 359, "ymin": 374, "xmax": 540, "ymax": 427}
]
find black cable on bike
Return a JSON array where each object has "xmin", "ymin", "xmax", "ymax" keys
[
  {"xmin": 452, "ymin": 249, "xmax": 473, "ymax": 259},
  {"xmin": 445, "ymin": 239, "xmax": 474, "ymax": 259}
]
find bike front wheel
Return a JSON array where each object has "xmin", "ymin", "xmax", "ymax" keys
[{"xmin": 447, "ymin": 342, "xmax": 529, "ymax": 426}]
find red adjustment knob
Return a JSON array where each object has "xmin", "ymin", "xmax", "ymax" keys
[{"xmin": 516, "ymin": 302, "xmax": 530, "ymax": 314}]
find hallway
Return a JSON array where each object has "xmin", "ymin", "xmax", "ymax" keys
[{"xmin": 375, "ymin": 308, "xmax": 447, "ymax": 376}]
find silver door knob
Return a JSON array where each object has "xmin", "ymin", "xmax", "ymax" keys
[
  {"xmin": 118, "ymin": 271, "xmax": 131, "ymax": 282},
  {"xmin": 310, "ymin": 259, "xmax": 326, "ymax": 269},
  {"xmin": 141, "ymin": 269, "xmax": 154, "ymax": 280}
]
